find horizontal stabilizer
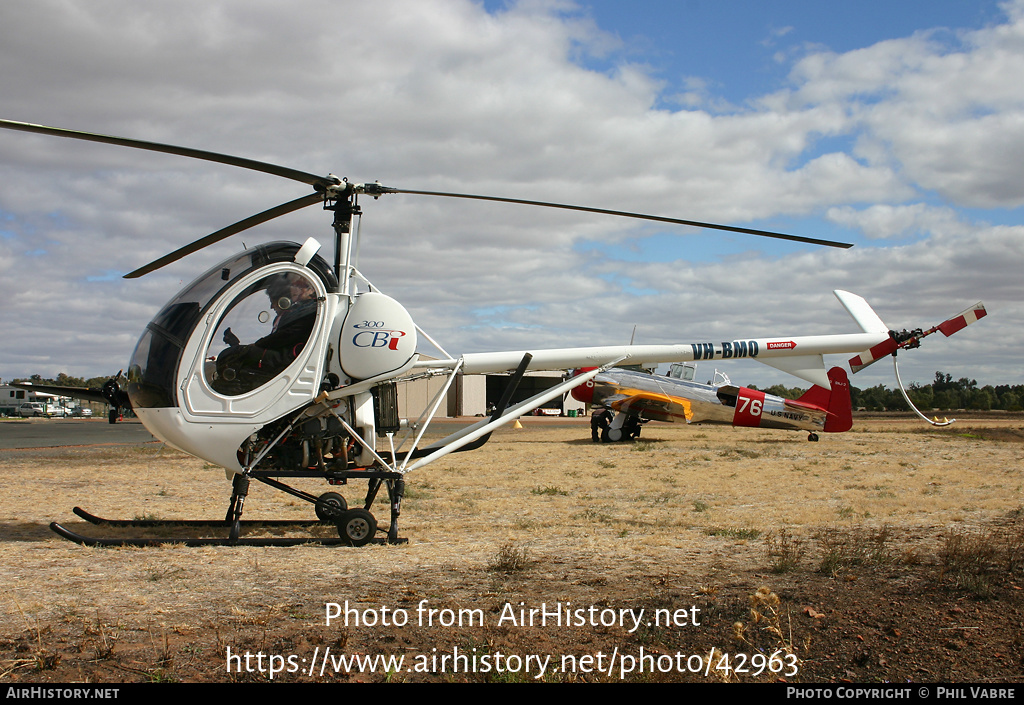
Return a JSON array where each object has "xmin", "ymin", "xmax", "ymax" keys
[{"xmin": 784, "ymin": 397, "xmax": 827, "ymax": 413}]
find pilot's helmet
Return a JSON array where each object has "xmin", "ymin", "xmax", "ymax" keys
[
  {"xmin": 266, "ymin": 274, "xmax": 293, "ymax": 311},
  {"xmin": 289, "ymin": 275, "xmax": 315, "ymax": 302}
]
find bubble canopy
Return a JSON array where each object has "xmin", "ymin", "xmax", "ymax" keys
[{"xmin": 126, "ymin": 242, "xmax": 337, "ymax": 410}]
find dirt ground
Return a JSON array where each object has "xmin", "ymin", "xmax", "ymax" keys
[{"xmin": 0, "ymin": 413, "xmax": 1022, "ymax": 683}]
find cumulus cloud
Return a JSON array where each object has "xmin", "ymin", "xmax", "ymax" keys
[
  {"xmin": 780, "ymin": 2, "xmax": 1024, "ymax": 208},
  {"xmin": 0, "ymin": 0, "xmax": 1020, "ymax": 387},
  {"xmin": 825, "ymin": 204, "xmax": 965, "ymax": 239}
]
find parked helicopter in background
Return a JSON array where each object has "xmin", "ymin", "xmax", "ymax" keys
[{"xmin": 0, "ymin": 119, "xmax": 985, "ymax": 548}]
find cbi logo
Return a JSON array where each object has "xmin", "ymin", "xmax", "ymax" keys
[{"xmin": 351, "ymin": 320, "xmax": 407, "ymax": 351}]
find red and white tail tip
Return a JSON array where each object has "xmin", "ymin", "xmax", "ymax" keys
[
  {"xmin": 937, "ymin": 302, "xmax": 987, "ymax": 337},
  {"xmin": 848, "ymin": 338, "xmax": 899, "ymax": 374}
]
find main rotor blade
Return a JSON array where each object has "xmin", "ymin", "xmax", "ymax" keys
[
  {"xmin": 390, "ymin": 189, "xmax": 853, "ymax": 249},
  {"xmin": 124, "ymin": 192, "xmax": 323, "ymax": 278},
  {"xmin": 0, "ymin": 119, "xmax": 332, "ymax": 189}
]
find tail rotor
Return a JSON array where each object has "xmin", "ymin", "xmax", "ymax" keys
[{"xmin": 848, "ymin": 302, "xmax": 988, "ymax": 426}]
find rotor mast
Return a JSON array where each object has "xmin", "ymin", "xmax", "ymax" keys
[{"xmin": 324, "ymin": 180, "xmax": 360, "ymax": 296}]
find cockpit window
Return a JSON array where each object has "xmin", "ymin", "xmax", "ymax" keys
[
  {"xmin": 127, "ymin": 241, "xmax": 337, "ymax": 410},
  {"xmin": 205, "ymin": 271, "xmax": 320, "ymax": 396}
]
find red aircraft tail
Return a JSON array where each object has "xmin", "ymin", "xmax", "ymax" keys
[{"xmin": 794, "ymin": 367, "xmax": 853, "ymax": 433}]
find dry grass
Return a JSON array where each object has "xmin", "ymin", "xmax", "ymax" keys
[
  {"xmin": 0, "ymin": 414, "xmax": 1022, "ymax": 681},
  {"xmin": 937, "ymin": 521, "xmax": 1024, "ymax": 597}
]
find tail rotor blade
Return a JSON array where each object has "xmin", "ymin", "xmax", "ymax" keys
[
  {"xmin": 937, "ymin": 303, "xmax": 987, "ymax": 337},
  {"xmin": 848, "ymin": 301, "xmax": 988, "ymax": 374}
]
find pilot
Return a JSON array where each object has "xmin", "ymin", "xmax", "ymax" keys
[
  {"xmin": 214, "ymin": 273, "xmax": 319, "ymax": 394},
  {"xmin": 249, "ymin": 274, "xmax": 317, "ymax": 362},
  {"xmin": 265, "ymin": 275, "xmax": 293, "ymax": 330}
]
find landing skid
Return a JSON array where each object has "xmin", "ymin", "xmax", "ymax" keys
[
  {"xmin": 49, "ymin": 521, "xmax": 369, "ymax": 547},
  {"xmin": 50, "ymin": 360, "xmax": 603, "ymax": 550},
  {"xmin": 51, "ymin": 469, "xmax": 411, "ymax": 549},
  {"xmin": 72, "ymin": 506, "xmax": 327, "ymax": 528}
]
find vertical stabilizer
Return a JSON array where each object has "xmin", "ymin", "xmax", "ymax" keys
[
  {"xmin": 834, "ymin": 290, "xmax": 888, "ymax": 333},
  {"xmin": 796, "ymin": 367, "xmax": 853, "ymax": 433}
]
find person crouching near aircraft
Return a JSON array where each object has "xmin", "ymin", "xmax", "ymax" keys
[{"xmin": 591, "ymin": 406, "xmax": 612, "ymax": 442}]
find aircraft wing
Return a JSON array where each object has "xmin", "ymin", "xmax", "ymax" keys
[
  {"xmin": 11, "ymin": 382, "xmax": 109, "ymax": 405},
  {"xmin": 607, "ymin": 391, "xmax": 692, "ymax": 423},
  {"xmin": 12, "ymin": 377, "xmax": 131, "ymax": 411},
  {"xmin": 598, "ymin": 393, "xmax": 631, "ymax": 407}
]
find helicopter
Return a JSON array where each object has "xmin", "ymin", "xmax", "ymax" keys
[{"xmin": 0, "ymin": 119, "xmax": 986, "ymax": 547}]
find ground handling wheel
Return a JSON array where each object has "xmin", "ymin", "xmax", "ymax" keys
[
  {"xmin": 314, "ymin": 492, "xmax": 348, "ymax": 521},
  {"xmin": 603, "ymin": 426, "xmax": 624, "ymax": 442},
  {"xmin": 337, "ymin": 508, "xmax": 377, "ymax": 547}
]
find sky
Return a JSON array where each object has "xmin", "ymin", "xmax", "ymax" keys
[{"xmin": 1, "ymin": 0, "xmax": 1021, "ymax": 390}]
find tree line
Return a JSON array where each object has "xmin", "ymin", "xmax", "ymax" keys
[{"xmin": 754, "ymin": 371, "xmax": 1022, "ymax": 412}]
